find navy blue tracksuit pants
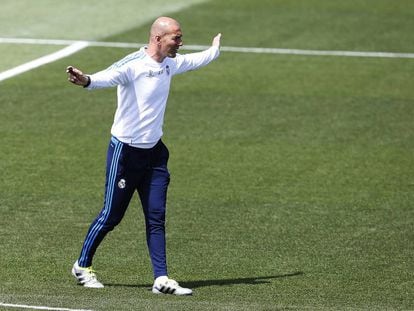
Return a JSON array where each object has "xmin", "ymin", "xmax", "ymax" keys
[{"xmin": 77, "ymin": 136, "xmax": 170, "ymax": 278}]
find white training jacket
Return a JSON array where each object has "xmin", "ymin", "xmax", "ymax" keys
[{"xmin": 86, "ymin": 46, "xmax": 220, "ymax": 148}]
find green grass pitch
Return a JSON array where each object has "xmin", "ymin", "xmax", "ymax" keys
[{"xmin": 0, "ymin": 0, "xmax": 413, "ymax": 310}]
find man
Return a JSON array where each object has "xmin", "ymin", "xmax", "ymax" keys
[{"xmin": 67, "ymin": 16, "xmax": 221, "ymax": 295}]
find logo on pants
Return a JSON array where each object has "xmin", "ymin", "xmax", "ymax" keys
[{"xmin": 118, "ymin": 179, "xmax": 126, "ymax": 189}]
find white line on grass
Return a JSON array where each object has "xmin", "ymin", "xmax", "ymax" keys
[
  {"xmin": 0, "ymin": 302, "xmax": 93, "ymax": 311},
  {"xmin": 0, "ymin": 41, "xmax": 89, "ymax": 82},
  {"xmin": 199, "ymin": 45, "xmax": 414, "ymax": 59},
  {"xmin": 1, "ymin": 37, "xmax": 414, "ymax": 59}
]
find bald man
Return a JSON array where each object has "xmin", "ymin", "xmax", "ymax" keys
[{"xmin": 67, "ymin": 17, "xmax": 221, "ymax": 295}]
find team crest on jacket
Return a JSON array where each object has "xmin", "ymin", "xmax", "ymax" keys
[{"xmin": 118, "ymin": 179, "xmax": 126, "ymax": 189}]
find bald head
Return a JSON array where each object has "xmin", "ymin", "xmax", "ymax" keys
[{"xmin": 150, "ymin": 17, "xmax": 181, "ymax": 38}]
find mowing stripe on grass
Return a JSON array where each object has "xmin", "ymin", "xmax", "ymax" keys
[
  {"xmin": 0, "ymin": 41, "xmax": 88, "ymax": 82},
  {"xmin": 1, "ymin": 37, "xmax": 414, "ymax": 59},
  {"xmin": 0, "ymin": 302, "xmax": 93, "ymax": 311}
]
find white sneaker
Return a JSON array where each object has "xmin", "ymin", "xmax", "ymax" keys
[
  {"xmin": 152, "ymin": 276, "xmax": 192, "ymax": 296},
  {"xmin": 71, "ymin": 260, "xmax": 104, "ymax": 288}
]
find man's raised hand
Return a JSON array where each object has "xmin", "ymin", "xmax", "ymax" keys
[{"xmin": 212, "ymin": 33, "xmax": 222, "ymax": 48}]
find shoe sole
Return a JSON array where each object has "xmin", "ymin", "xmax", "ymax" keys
[{"xmin": 152, "ymin": 287, "xmax": 192, "ymax": 296}]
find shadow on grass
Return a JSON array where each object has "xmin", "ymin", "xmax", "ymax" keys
[
  {"xmin": 181, "ymin": 272, "xmax": 304, "ymax": 288},
  {"xmin": 105, "ymin": 271, "xmax": 303, "ymax": 289}
]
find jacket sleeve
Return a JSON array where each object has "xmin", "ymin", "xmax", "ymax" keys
[
  {"xmin": 173, "ymin": 46, "xmax": 220, "ymax": 75},
  {"xmin": 85, "ymin": 65, "xmax": 133, "ymax": 89}
]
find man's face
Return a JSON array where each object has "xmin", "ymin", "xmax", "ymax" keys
[{"xmin": 159, "ymin": 26, "xmax": 183, "ymax": 58}]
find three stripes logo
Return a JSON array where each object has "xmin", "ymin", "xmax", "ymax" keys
[{"xmin": 157, "ymin": 285, "xmax": 176, "ymax": 295}]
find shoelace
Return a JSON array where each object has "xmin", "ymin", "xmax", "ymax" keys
[
  {"xmin": 78, "ymin": 266, "xmax": 98, "ymax": 277},
  {"xmin": 167, "ymin": 280, "xmax": 178, "ymax": 287}
]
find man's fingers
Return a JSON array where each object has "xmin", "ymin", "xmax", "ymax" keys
[
  {"xmin": 213, "ymin": 33, "xmax": 222, "ymax": 48},
  {"xmin": 66, "ymin": 65, "xmax": 89, "ymax": 86},
  {"xmin": 66, "ymin": 66, "xmax": 76, "ymax": 76},
  {"xmin": 67, "ymin": 66, "xmax": 82, "ymax": 84},
  {"xmin": 66, "ymin": 66, "xmax": 83, "ymax": 76},
  {"xmin": 67, "ymin": 66, "xmax": 77, "ymax": 84}
]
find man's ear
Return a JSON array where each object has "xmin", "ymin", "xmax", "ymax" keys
[{"xmin": 154, "ymin": 35, "xmax": 162, "ymax": 47}]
